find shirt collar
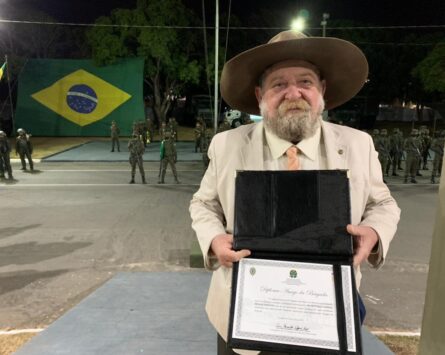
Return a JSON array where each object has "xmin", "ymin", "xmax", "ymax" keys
[{"xmin": 264, "ymin": 124, "xmax": 321, "ymax": 161}]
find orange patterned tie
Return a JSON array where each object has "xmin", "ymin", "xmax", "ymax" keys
[{"xmin": 286, "ymin": 146, "xmax": 300, "ymax": 170}]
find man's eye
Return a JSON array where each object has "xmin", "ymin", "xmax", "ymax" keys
[
  {"xmin": 300, "ymin": 79, "xmax": 313, "ymax": 86},
  {"xmin": 273, "ymin": 82, "xmax": 285, "ymax": 88}
]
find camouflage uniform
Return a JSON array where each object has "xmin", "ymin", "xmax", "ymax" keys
[
  {"xmin": 0, "ymin": 131, "xmax": 13, "ymax": 180},
  {"xmin": 388, "ymin": 128, "xmax": 403, "ymax": 176},
  {"xmin": 15, "ymin": 128, "xmax": 34, "ymax": 171},
  {"xmin": 146, "ymin": 118, "xmax": 154, "ymax": 143},
  {"xmin": 375, "ymin": 129, "xmax": 391, "ymax": 179},
  {"xmin": 430, "ymin": 131, "xmax": 444, "ymax": 183},
  {"xmin": 110, "ymin": 121, "xmax": 120, "ymax": 152},
  {"xmin": 159, "ymin": 132, "xmax": 179, "ymax": 184},
  {"xmin": 217, "ymin": 119, "xmax": 231, "ymax": 133},
  {"xmin": 168, "ymin": 117, "xmax": 178, "ymax": 141},
  {"xmin": 420, "ymin": 129, "xmax": 432, "ymax": 170},
  {"xmin": 194, "ymin": 122, "xmax": 202, "ymax": 153},
  {"xmin": 159, "ymin": 121, "xmax": 169, "ymax": 141},
  {"xmin": 128, "ymin": 133, "xmax": 146, "ymax": 184},
  {"xmin": 201, "ymin": 128, "xmax": 214, "ymax": 170},
  {"xmin": 404, "ymin": 129, "xmax": 422, "ymax": 183}
]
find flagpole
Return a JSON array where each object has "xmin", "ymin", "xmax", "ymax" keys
[
  {"xmin": 5, "ymin": 55, "xmax": 14, "ymax": 131},
  {"xmin": 213, "ymin": 0, "xmax": 219, "ymax": 134}
]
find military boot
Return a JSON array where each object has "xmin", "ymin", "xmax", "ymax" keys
[
  {"xmin": 431, "ymin": 176, "xmax": 436, "ymax": 184},
  {"xmin": 158, "ymin": 170, "xmax": 165, "ymax": 184},
  {"xmin": 410, "ymin": 178, "xmax": 417, "ymax": 183},
  {"xmin": 142, "ymin": 176, "xmax": 147, "ymax": 184},
  {"xmin": 403, "ymin": 177, "xmax": 408, "ymax": 184},
  {"xmin": 129, "ymin": 175, "xmax": 135, "ymax": 184}
]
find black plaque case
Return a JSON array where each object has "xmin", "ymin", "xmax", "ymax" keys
[{"xmin": 228, "ymin": 170, "xmax": 363, "ymax": 354}]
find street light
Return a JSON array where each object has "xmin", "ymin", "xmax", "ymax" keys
[
  {"xmin": 291, "ymin": 17, "xmax": 306, "ymax": 32},
  {"xmin": 321, "ymin": 13, "xmax": 330, "ymax": 37}
]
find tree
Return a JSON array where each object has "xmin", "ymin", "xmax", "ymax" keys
[
  {"xmin": 413, "ymin": 42, "xmax": 445, "ymax": 94},
  {"xmin": 87, "ymin": 0, "xmax": 201, "ymax": 123}
]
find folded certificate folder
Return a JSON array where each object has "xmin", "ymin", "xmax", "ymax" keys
[
  {"xmin": 229, "ymin": 170, "xmax": 363, "ymax": 355},
  {"xmin": 233, "ymin": 170, "xmax": 353, "ymax": 256}
]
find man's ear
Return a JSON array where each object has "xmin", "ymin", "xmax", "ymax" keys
[
  {"xmin": 255, "ymin": 86, "xmax": 263, "ymax": 104},
  {"xmin": 320, "ymin": 80, "xmax": 326, "ymax": 95}
]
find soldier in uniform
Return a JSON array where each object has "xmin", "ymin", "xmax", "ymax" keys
[
  {"xmin": 110, "ymin": 120, "xmax": 120, "ymax": 152},
  {"xmin": 420, "ymin": 128, "xmax": 432, "ymax": 170},
  {"xmin": 201, "ymin": 128, "xmax": 214, "ymax": 170},
  {"xmin": 216, "ymin": 118, "xmax": 231, "ymax": 133},
  {"xmin": 159, "ymin": 131, "xmax": 180, "ymax": 184},
  {"xmin": 0, "ymin": 130, "xmax": 13, "ymax": 180},
  {"xmin": 159, "ymin": 121, "xmax": 169, "ymax": 141},
  {"xmin": 397, "ymin": 129, "xmax": 404, "ymax": 170},
  {"xmin": 404, "ymin": 128, "xmax": 422, "ymax": 183},
  {"xmin": 168, "ymin": 117, "xmax": 178, "ymax": 141},
  {"xmin": 128, "ymin": 131, "xmax": 146, "ymax": 184},
  {"xmin": 388, "ymin": 128, "xmax": 403, "ymax": 176},
  {"xmin": 194, "ymin": 122, "xmax": 202, "ymax": 153},
  {"xmin": 146, "ymin": 117, "xmax": 154, "ymax": 143},
  {"xmin": 375, "ymin": 129, "xmax": 391, "ymax": 182},
  {"xmin": 430, "ymin": 130, "xmax": 445, "ymax": 183},
  {"xmin": 15, "ymin": 128, "xmax": 34, "ymax": 171}
]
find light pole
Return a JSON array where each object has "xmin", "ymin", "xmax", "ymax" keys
[{"xmin": 321, "ymin": 13, "xmax": 330, "ymax": 37}]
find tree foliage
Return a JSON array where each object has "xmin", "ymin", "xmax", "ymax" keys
[
  {"xmin": 413, "ymin": 42, "xmax": 445, "ymax": 94},
  {"xmin": 87, "ymin": 0, "xmax": 201, "ymax": 122}
]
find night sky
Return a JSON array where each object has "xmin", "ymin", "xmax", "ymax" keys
[{"xmin": 3, "ymin": 0, "xmax": 445, "ymax": 27}]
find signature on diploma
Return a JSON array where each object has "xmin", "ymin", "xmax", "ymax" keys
[{"xmin": 276, "ymin": 323, "xmax": 310, "ymax": 332}]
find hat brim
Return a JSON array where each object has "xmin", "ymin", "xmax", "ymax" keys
[{"xmin": 220, "ymin": 36, "xmax": 369, "ymax": 114}]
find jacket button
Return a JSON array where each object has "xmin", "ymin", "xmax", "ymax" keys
[{"xmin": 338, "ymin": 149, "xmax": 343, "ymax": 155}]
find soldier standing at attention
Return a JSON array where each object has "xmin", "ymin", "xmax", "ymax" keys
[
  {"xmin": 201, "ymin": 128, "xmax": 214, "ymax": 170},
  {"xmin": 375, "ymin": 128, "xmax": 390, "ymax": 182},
  {"xmin": 110, "ymin": 120, "xmax": 120, "ymax": 152},
  {"xmin": 404, "ymin": 128, "xmax": 422, "ymax": 184},
  {"xmin": 0, "ymin": 130, "xmax": 13, "ymax": 180},
  {"xmin": 430, "ymin": 130, "xmax": 444, "ymax": 184},
  {"xmin": 159, "ymin": 121, "xmax": 168, "ymax": 141},
  {"xmin": 128, "ymin": 131, "xmax": 146, "ymax": 184},
  {"xmin": 194, "ymin": 122, "xmax": 202, "ymax": 153},
  {"xmin": 421, "ymin": 128, "xmax": 432, "ymax": 170},
  {"xmin": 159, "ymin": 131, "xmax": 180, "ymax": 184},
  {"xmin": 388, "ymin": 128, "xmax": 402, "ymax": 176},
  {"xmin": 15, "ymin": 128, "xmax": 33, "ymax": 171},
  {"xmin": 168, "ymin": 117, "xmax": 178, "ymax": 141}
]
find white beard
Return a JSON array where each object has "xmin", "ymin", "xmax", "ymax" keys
[{"xmin": 261, "ymin": 97, "xmax": 325, "ymax": 143}]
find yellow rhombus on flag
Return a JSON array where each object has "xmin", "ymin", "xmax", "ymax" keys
[
  {"xmin": 0, "ymin": 62, "xmax": 6, "ymax": 80},
  {"xmin": 31, "ymin": 69, "xmax": 132, "ymax": 127}
]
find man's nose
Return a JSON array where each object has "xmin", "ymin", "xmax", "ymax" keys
[{"xmin": 284, "ymin": 85, "xmax": 302, "ymax": 100}]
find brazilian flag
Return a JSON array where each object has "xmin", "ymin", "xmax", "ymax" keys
[{"xmin": 15, "ymin": 58, "xmax": 144, "ymax": 136}]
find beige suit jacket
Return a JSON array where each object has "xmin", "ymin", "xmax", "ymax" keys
[{"xmin": 189, "ymin": 121, "xmax": 400, "ymax": 355}]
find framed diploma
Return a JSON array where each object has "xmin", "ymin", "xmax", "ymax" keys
[
  {"xmin": 228, "ymin": 258, "xmax": 362, "ymax": 354},
  {"xmin": 230, "ymin": 171, "xmax": 362, "ymax": 353}
]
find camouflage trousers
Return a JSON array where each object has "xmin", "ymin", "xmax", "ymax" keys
[
  {"xmin": 432, "ymin": 154, "xmax": 443, "ymax": 178},
  {"xmin": 404, "ymin": 154, "xmax": 420, "ymax": 178},
  {"xmin": 160, "ymin": 157, "xmax": 178, "ymax": 182},
  {"xmin": 19, "ymin": 150, "xmax": 33, "ymax": 170},
  {"xmin": 0, "ymin": 153, "xmax": 12, "ymax": 178},
  {"xmin": 129, "ymin": 155, "xmax": 145, "ymax": 179},
  {"xmin": 111, "ymin": 137, "xmax": 120, "ymax": 151}
]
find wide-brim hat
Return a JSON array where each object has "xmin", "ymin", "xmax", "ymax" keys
[{"xmin": 220, "ymin": 31, "xmax": 369, "ymax": 114}]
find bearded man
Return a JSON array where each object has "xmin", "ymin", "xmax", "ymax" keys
[{"xmin": 189, "ymin": 31, "xmax": 400, "ymax": 355}]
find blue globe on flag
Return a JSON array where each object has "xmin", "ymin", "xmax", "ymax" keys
[{"xmin": 66, "ymin": 84, "xmax": 98, "ymax": 114}]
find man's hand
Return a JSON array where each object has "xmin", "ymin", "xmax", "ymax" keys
[
  {"xmin": 210, "ymin": 234, "xmax": 251, "ymax": 268},
  {"xmin": 347, "ymin": 224, "xmax": 379, "ymax": 267}
]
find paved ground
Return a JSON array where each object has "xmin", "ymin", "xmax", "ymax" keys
[{"xmin": 0, "ymin": 142, "xmax": 440, "ymax": 336}]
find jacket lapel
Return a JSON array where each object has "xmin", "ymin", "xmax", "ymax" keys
[
  {"xmin": 240, "ymin": 122, "xmax": 265, "ymax": 170},
  {"xmin": 322, "ymin": 121, "xmax": 348, "ymax": 170}
]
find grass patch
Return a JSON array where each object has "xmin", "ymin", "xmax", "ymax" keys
[
  {"xmin": 377, "ymin": 335, "xmax": 420, "ymax": 355},
  {"xmin": 0, "ymin": 333, "xmax": 37, "ymax": 355}
]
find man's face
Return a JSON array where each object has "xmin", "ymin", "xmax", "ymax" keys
[{"xmin": 255, "ymin": 61, "xmax": 326, "ymax": 143}]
